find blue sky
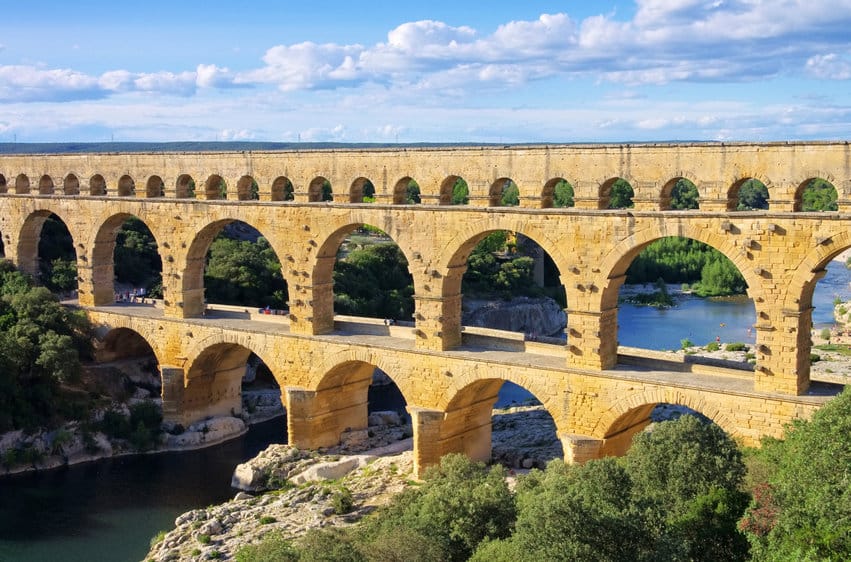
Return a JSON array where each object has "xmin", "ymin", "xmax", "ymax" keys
[{"xmin": 1, "ymin": 0, "xmax": 849, "ymax": 143}]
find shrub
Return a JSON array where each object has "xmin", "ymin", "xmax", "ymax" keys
[
  {"xmin": 725, "ymin": 342, "xmax": 748, "ymax": 352},
  {"xmin": 235, "ymin": 531, "xmax": 299, "ymax": 562},
  {"xmin": 707, "ymin": 341, "xmax": 721, "ymax": 352},
  {"xmin": 820, "ymin": 328, "xmax": 832, "ymax": 340},
  {"xmin": 332, "ymin": 486, "xmax": 354, "ymax": 515},
  {"xmin": 681, "ymin": 338, "xmax": 694, "ymax": 350},
  {"xmin": 149, "ymin": 530, "xmax": 168, "ymax": 548},
  {"xmin": 259, "ymin": 516, "xmax": 277, "ymax": 525},
  {"xmin": 198, "ymin": 534, "xmax": 211, "ymax": 544},
  {"xmin": 810, "ymin": 354, "xmax": 821, "ymax": 364}
]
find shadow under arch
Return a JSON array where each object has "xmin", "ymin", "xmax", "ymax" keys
[
  {"xmin": 304, "ymin": 359, "xmax": 412, "ymax": 449},
  {"xmin": 90, "ymin": 174, "xmax": 107, "ymax": 196},
  {"xmin": 271, "ymin": 176, "xmax": 294, "ymax": 201},
  {"xmin": 176, "ymin": 174, "xmax": 195, "ymax": 199},
  {"xmin": 182, "ymin": 341, "xmax": 259, "ymax": 425},
  {"xmin": 0, "ymin": 173, "xmax": 6, "ymax": 193},
  {"xmin": 64, "ymin": 173, "xmax": 80, "ymax": 195},
  {"xmin": 91, "ymin": 212, "xmax": 163, "ymax": 305},
  {"xmin": 95, "ymin": 326, "xmax": 161, "ymax": 365},
  {"xmin": 441, "ymin": 378, "xmax": 563, "ymax": 466},
  {"xmin": 592, "ymin": 391, "xmax": 739, "ymax": 458},
  {"xmin": 182, "ymin": 218, "xmax": 288, "ymax": 317},
  {"xmin": 39, "ymin": 175, "xmax": 55, "ymax": 195}
]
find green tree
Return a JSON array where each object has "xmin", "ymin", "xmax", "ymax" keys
[
  {"xmin": 333, "ymin": 243, "xmax": 413, "ymax": 320},
  {"xmin": 694, "ymin": 256, "xmax": 746, "ymax": 297},
  {"xmin": 205, "ymin": 235, "xmax": 288, "ymax": 309},
  {"xmin": 499, "ymin": 180, "xmax": 519, "ymax": 206},
  {"xmin": 609, "ymin": 179, "xmax": 634, "ymax": 209},
  {"xmin": 406, "ymin": 180, "xmax": 421, "ymax": 204},
  {"xmin": 553, "ymin": 180, "xmax": 574, "ymax": 208},
  {"xmin": 359, "ymin": 454, "xmax": 515, "ymax": 562},
  {"xmin": 736, "ymin": 179, "xmax": 769, "ymax": 211},
  {"xmin": 671, "ymin": 178, "xmax": 699, "ymax": 210},
  {"xmin": 451, "ymin": 178, "xmax": 469, "ymax": 205},
  {"xmin": 321, "ymin": 179, "xmax": 333, "ymax": 201},
  {"xmin": 801, "ymin": 178, "xmax": 838, "ymax": 211},
  {"xmin": 114, "ymin": 217, "xmax": 163, "ymax": 296},
  {"xmin": 741, "ymin": 389, "xmax": 851, "ymax": 560}
]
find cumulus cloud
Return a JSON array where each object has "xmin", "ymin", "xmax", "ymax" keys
[{"xmin": 805, "ymin": 53, "xmax": 851, "ymax": 80}]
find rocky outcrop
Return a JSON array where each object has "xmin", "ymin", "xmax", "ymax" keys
[{"xmin": 463, "ymin": 296, "xmax": 566, "ymax": 337}]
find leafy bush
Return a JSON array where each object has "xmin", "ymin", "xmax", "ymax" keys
[
  {"xmin": 235, "ymin": 531, "xmax": 299, "ymax": 562},
  {"xmin": 725, "ymin": 342, "xmax": 748, "ymax": 352},
  {"xmin": 332, "ymin": 486, "xmax": 354, "ymax": 515},
  {"xmin": 680, "ymin": 338, "xmax": 694, "ymax": 350},
  {"xmin": 707, "ymin": 341, "xmax": 721, "ymax": 352}
]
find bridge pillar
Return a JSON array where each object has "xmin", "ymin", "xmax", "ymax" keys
[
  {"xmin": 752, "ymin": 309, "xmax": 812, "ymax": 395},
  {"xmin": 288, "ymin": 281, "xmax": 335, "ymax": 335},
  {"xmin": 284, "ymin": 381, "xmax": 370, "ymax": 449},
  {"xmin": 566, "ymin": 307, "xmax": 619, "ymax": 370},
  {"xmin": 409, "ymin": 407, "xmax": 446, "ymax": 478},
  {"xmin": 414, "ymin": 293, "xmax": 462, "ymax": 351},
  {"xmin": 160, "ymin": 365, "xmax": 186, "ymax": 425},
  {"xmin": 561, "ymin": 434, "xmax": 603, "ymax": 464}
]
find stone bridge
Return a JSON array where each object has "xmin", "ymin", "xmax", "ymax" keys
[{"xmin": 0, "ymin": 142, "xmax": 848, "ymax": 474}]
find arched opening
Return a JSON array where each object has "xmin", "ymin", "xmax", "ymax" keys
[
  {"xmin": 111, "ymin": 217, "xmax": 163, "ymax": 303},
  {"xmin": 443, "ymin": 379, "xmax": 562, "ymax": 468},
  {"xmin": 117, "ymin": 175, "xmax": 135, "ymax": 197},
  {"xmin": 393, "ymin": 177, "xmax": 420, "ymax": 204},
  {"xmin": 440, "ymin": 175, "xmax": 469, "ymax": 205},
  {"xmin": 38, "ymin": 175, "xmax": 55, "ymax": 195},
  {"xmin": 796, "ymin": 178, "xmax": 838, "ymax": 212},
  {"xmin": 460, "ymin": 230, "xmax": 566, "ymax": 342},
  {"xmin": 662, "ymin": 177, "xmax": 699, "ymax": 210},
  {"xmin": 489, "ymin": 177, "xmax": 519, "ymax": 207},
  {"xmin": 542, "ymin": 178, "xmax": 574, "ymax": 209},
  {"xmin": 617, "ymin": 235, "xmax": 754, "ymax": 361},
  {"xmin": 271, "ymin": 176, "xmax": 294, "ymax": 201},
  {"xmin": 184, "ymin": 343, "xmax": 257, "ymax": 426},
  {"xmin": 204, "ymin": 174, "xmax": 227, "ymax": 200},
  {"xmin": 36, "ymin": 213, "xmax": 78, "ymax": 295},
  {"xmin": 64, "ymin": 174, "xmax": 80, "ymax": 196},
  {"xmin": 183, "ymin": 219, "xmax": 288, "ymax": 316},
  {"xmin": 15, "ymin": 174, "xmax": 30, "ymax": 194},
  {"xmin": 241, "ymin": 353, "xmax": 285, "ymax": 424},
  {"xmin": 176, "ymin": 174, "xmax": 196, "ymax": 199},
  {"xmin": 599, "ymin": 402, "xmax": 724, "ymax": 458},
  {"xmin": 330, "ymin": 225, "xmax": 414, "ymax": 322},
  {"xmin": 729, "ymin": 178, "xmax": 769, "ymax": 211},
  {"xmin": 600, "ymin": 177, "xmax": 634, "ymax": 209},
  {"xmin": 93, "ymin": 328, "xmax": 161, "ymax": 404},
  {"xmin": 350, "ymin": 177, "xmax": 375, "ymax": 203},
  {"xmin": 145, "ymin": 176, "xmax": 165, "ymax": 198},
  {"xmin": 236, "ymin": 175, "xmax": 259, "ymax": 201},
  {"xmin": 0, "ymin": 173, "xmax": 7, "ymax": 194},
  {"xmin": 310, "ymin": 360, "xmax": 411, "ymax": 450},
  {"xmin": 90, "ymin": 174, "xmax": 107, "ymax": 196},
  {"xmin": 308, "ymin": 177, "xmax": 332, "ymax": 202}
]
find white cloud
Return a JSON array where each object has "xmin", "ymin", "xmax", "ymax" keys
[
  {"xmin": 805, "ymin": 54, "xmax": 851, "ymax": 80},
  {"xmin": 219, "ymin": 128, "xmax": 254, "ymax": 141}
]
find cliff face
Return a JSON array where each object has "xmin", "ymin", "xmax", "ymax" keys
[{"xmin": 463, "ymin": 296, "xmax": 566, "ymax": 337}]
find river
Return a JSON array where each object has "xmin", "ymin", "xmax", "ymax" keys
[{"xmin": 1, "ymin": 260, "xmax": 848, "ymax": 561}]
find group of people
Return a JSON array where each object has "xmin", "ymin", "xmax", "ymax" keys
[{"xmin": 115, "ymin": 287, "xmax": 147, "ymax": 304}]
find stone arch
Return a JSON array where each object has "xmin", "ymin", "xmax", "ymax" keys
[
  {"xmin": 308, "ymin": 176, "xmax": 332, "ymax": 202},
  {"xmin": 91, "ymin": 212, "xmax": 163, "ymax": 305},
  {"xmin": 38, "ymin": 174, "xmax": 55, "ymax": 195},
  {"xmin": 181, "ymin": 218, "xmax": 288, "ymax": 317},
  {"xmin": 439, "ymin": 175, "xmax": 468, "ymax": 205},
  {"xmin": 17, "ymin": 208, "xmax": 78, "ymax": 280},
  {"xmin": 90, "ymin": 174, "xmax": 107, "ymax": 196},
  {"xmin": 271, "ymin": 176, "xmax": 294, "ymax": 201},
  {"xmin": 176, "ymin": 174, "xmax": 196, "ymax": 199},
  {"xmin": 541, "ymin": 177, "xmax": 575, "ymax": 209},
  {"xmin": 393, "ymin": 177, "xmax": 420, "ymax": 204},
  {"xmin": 182, "ymin": 341, "xmax": 257, "ymax": 424},
  {"xmin": 661, "ymin": 176, "xmax": 700, "ymax": 210},
  {"xmin": 95, "ymin": 326, "xmax": 163, "ymax": 366},
  {"xmin": 145, "ymin": 175, "xmax": 165, "ymax": 198},
  {"xmin": 591, "ymin": 390, "xmax": 739, "ymax": 457},
  {"xmin": 311, "ymin": 220, "xmax": 418, "ymax": 324},
  {"xmin": 204, "ymin": 174, "xmax": 227, "ymax": 200},
  {"xmin": 0, "ymin": 173, "xmax": 7, "ymax": 194},
  {"xmin": 728, "ymin": 177, "xmax": 770, "ymax": 211},
  {"xmin": 794, "ymin": 176, "xmax": 838, "ymax": 212},
  {"xmin": 117, "ymin": 175, "xmax": 135, "ymax": 197},
  {"xmin": 306, "ymin": 349, "xmax": 416, "ymax": 403},
  {"xmin": 489, "ymin": 177, "xmax": 520, "ymax": 207},
  {"xmin": 15, "ymin": 174, "xmax": 31, "ymax": 194},
  {"xmin": 599, "ymin": 177, "xmax": 634, "ymax": 209},
  {"xmin": 349, "ymin": 177, "xmax": 374, "ymax": 203},
  {"xmin": 64, "ymin": 173, "xmax": 80, "ymax": 196},
  {"xmin": 236, "ymin": 175, "xmax": 259, "ymax": 201}
]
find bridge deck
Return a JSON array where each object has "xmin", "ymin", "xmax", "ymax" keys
[{"xmin": 78, "ymin": 301, "xmax": 841, "ymax": 406}]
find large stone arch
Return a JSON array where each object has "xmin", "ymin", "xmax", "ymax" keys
[
  {"xmin": 305, "ymin": 347, "xmax": 417, "ymax": 404},
  {"xmin": 181, "ymin": 217, "xmax": 290, "ymax": 317},
  {"xmin": 181, "ymin": 341, "xmax": 259, "ymax": 424},
  {"xmin": 93, "ymin": 325, "xmax": 164, "ymax": 367},
  {"xmin": 90, "ymin": 211, "xmax": 164, "ymax": 306},
  {"xmin": 17, "ymin": 207, "xmax": 80, "ymax": 279},
  {"xmin": 591, "ymin": 389, "xmax": 740, "ymax": 457},
  {"xmin": 305, "ymin": 216, "xmax": 421, "ymax": 332}
]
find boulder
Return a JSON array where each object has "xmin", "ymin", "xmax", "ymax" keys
[{"xmin": 463, "ymin": 296, "xmax": 566, "ymax": 337}]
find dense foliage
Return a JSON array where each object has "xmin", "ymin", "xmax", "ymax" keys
[
  {"xmin": 333, "ymin": 242, "xmax": 414, "ymax": 320},
  {"xmin": 736, "ymin": 180, "xmax": 769, "ymax": 211},
  {"xmin": 114, "ymin": 217, "xmax": 163, "ymax": 297},
  {"xmin": 462, "ymin": 232, "xmax": 538, "ymax": 298},
  {"xmin": 801, "ymin": 178, "xmax": 838, "ymax": 212},
  {"xmin": 626, "ymin": 237, "xmax": 747, "ymax": 297},
  {"xmin": 0, "ymin": 261, "xmax": 92, "ymax": 431},
  {"xmin": 608, "ymin": 178, "xmax": 634, "ymax": 209},
  {"xmin": 553, "ymin": 179, "xmax": 574, "ymax": 208},
  {"xmin": 741, "ymin": 389, "xmax": 851, "ymax": 560},
  {"xmin": 205, "ymin": 235, "xmax": 288, "ymax": 309}
]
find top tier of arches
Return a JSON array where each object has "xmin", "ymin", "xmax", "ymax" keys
[{"xmin": 0, "ymin": 142, "xmax": 848, "ymax": 212}]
